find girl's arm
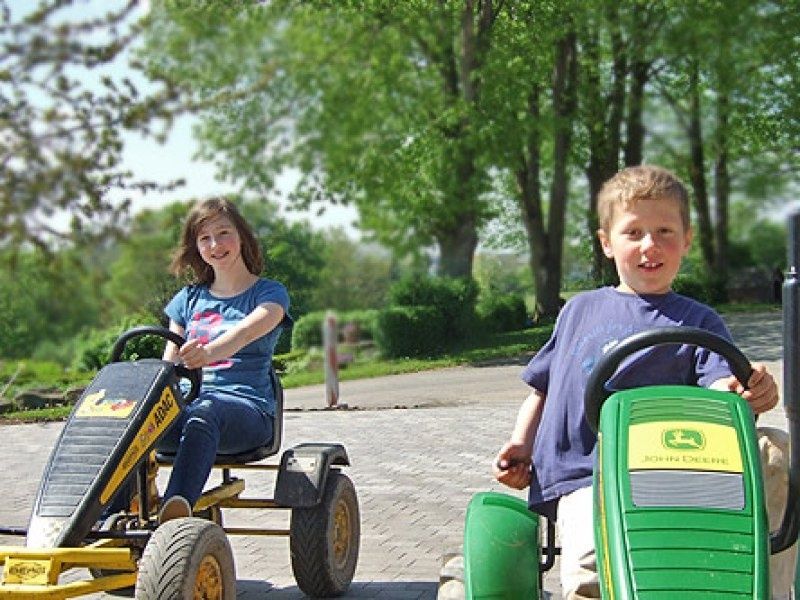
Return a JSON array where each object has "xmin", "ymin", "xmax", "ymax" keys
[
  {"xmin": 177, "ymin": 302, "xmax": 285, "ymax": 369},
  {"xmin": 163, "ymin": 321, "xmax": 185, "ymax": 362}
]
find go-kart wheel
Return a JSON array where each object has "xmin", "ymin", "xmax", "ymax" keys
[
  {"xmin": 110, "ymin": 325, "xmax": 202, "ymax": 404},
  {"xmin": 135, "ymin": 518, "xmax": 235, "ymax": 600},
  {"xmin": 290, "ymin": 471, "xmax": 360, "ymax": 597},
  {"xmin": 583, "ymin": 326, "xmax": 753, "ymax": 433}
]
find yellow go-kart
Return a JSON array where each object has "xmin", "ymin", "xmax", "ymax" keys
[{"xmin": 0, "ymin": 326, "xmax": 360, "ymax": 599}]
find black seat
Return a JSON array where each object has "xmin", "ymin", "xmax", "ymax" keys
[{"xmin": 156, "ymin": 368, "xmax": 284, "ymax": 465}]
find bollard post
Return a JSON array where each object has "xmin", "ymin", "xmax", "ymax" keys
[{"xmin": 323, "ymin": 310, "xmax": 340, "ymax": 408}]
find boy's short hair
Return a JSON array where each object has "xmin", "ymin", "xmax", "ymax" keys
[{"xmin": 597, "ymin": 165, "xmax": 691, "ymax": 232}]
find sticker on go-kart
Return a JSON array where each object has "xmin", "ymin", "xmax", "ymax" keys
[
  {"xmin": 3, "ymin": 557, "xmax": 51, "ymax": 585},
  {"xmin": 75, "ymin": 388, "xmax": 137, "ymax": 419},
  {"xmin": 100, "ymin": 386, "xmax": 180, "ymax": 504},
  {"xmin": 627, "ymin": 420, "xmax": 743, "ymax": 473}
]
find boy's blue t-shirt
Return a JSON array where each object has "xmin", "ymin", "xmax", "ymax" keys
[
  {"xmin": 164, "ymin": 278, "xmax": 293, "ymax": 416},
  {"xmin": 522, "ymin": 286, "xmax": 734, "ymax": 519}
]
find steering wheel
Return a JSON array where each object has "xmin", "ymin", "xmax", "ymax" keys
[
  {"xmin": 109, "ymin": 325, "xmax": 202, "ymax": 404},
  {"xmin": 583, "ymin": 327, "xmax": 753, "ymax": 433}
]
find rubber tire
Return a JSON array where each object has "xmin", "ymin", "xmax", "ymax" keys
[
  {"xmin": 290, "ymin": 471, "xmax": 360, "ymax": 597},
  {"xmin": 135, "ymin": 517, "xmax": 236, "ymax": 600}
]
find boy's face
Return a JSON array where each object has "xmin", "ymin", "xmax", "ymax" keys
[{"xmin": 598, "ymin": 196, "xmax": 692, "ymax": 295}]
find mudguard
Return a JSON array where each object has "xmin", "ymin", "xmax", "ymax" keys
[
  {"xmin": 26, "ymin": 359, "xmax": 184, "ymax": 548},
  {"xmin": 463, "ymin": 491, "xmax": 541, "ymax": 599},
  {"xmin": 274, "ymin": 443, "xmax": 350, "ymax": 508}
]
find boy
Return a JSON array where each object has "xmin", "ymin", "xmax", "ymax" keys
[{"xmin": 493, "ymin": 165, "xmax": 788, "ymax": 599}]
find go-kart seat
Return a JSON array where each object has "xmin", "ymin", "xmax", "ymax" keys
[{"xmin": 156, "ymin": 368, "xmax": 284, "ymax": 465}]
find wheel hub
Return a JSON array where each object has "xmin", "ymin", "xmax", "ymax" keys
[
  {"xmin": 332, "ymin": 499, "xmax": 351, "ymax": 568},
  {"xmin": 194, "ymin": 555, "xmax": 223, "ymax": 599}
]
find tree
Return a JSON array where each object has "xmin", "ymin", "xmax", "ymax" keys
[
  {"xmin": 0, "ymin": 248, "xmax": 101, "ymax": 359},
  {"xmin": 651, "ymin": 0, "xmax": 798, "ymax": 298},
  {"xmin": 309, "ymin": 228, "xmax": 393, "ymax": 311},
  {"xmin": 141, "ymin": 0, "xmax": 511, "ymax": 278},
  {"xmin": 104, "ymin": 201, "xmax": 187, "ymax": 321},
  {"xmin": 0, "ymin": 0, "xmax": 183, "ymax": 251}
]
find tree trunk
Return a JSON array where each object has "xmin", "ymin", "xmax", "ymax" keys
[
  {"xmin": 713, "ymin": 90, "xmax": 730, "ymax": 301},
  {"xmin": 623, "ymin": 2, "xmax": 651, "ymax": 167},
  {"xmin": 581, "ymin": 8, "xmax": 626, "ymax": 286},
  {"xmin": 624, "ymin": 59, "xmax": 648, "ymax": 167},
  {"xmin": 436, "ymin": 216, "xmax": 479, "ymax": 277},
  {"xmin": 428, "ymin": 0, "xmax": 496, "ymax": 278},
  {"xmin": 686, "ymin": 60, "xmax": 715, "ymax": 273}
]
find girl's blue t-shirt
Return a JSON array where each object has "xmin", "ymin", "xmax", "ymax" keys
[
  {"xmin": 164, "ymin": 279, "xmax": 293, "ymax": 416},
  {"xmin": 521, "ymin": 286, "xmax": 734, "ymax": 519}
]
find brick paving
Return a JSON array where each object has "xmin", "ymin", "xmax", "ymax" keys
[{"xmin": 0, "ymin": 310, "xmax": 789, "ymax": 599}]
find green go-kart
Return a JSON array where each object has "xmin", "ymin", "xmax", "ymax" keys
[{"xmin": 460, "ymin": 214, "xmax": 800, "ymax": 599}]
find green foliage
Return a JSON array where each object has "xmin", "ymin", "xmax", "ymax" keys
[
  {"xmin": 291, "ymin": 308, "xmax": 379, "ymax": 350},
  {"xmin": 0, "ymin": 1, "xmax": 184, "ymax": 250},
  {"xmin": 476, "ymin": 293, "xmax": 528, "ymax": 334},
  {"xmin": 388, "ymin": 275, "xmax": 479, "ymax": 343},
  {"xmin": 340, "ymin": 309, "xmax": 379, "ymax": 341},
  {"xmin": 104, "ymin": 202, "xmax": 187, "ymax": 320},
  {"xmin": 0, "ymin": 359, "xmax": 91, "ymax": 401},
  {"xmin": 0, "ymin": 249, "xmax": 102, "ymax": 360},
  {"xmin": 672, "ymin": 273, "xmax": 714, "ymax": 305},
  {"xmin": 291, "ymin": 310, "xmax": 326, "ymax": 350},
  {"xmin": 73, "ymin": 314, "xmax": 167, "ymax": 371},
  {"xmin": 374, "ymin": 305, "xmax": 445, "ymax": 358},
  {"xmin": 239, "ymin": 201, "xmax": 327, "ymax": 317},
  {"xmin": 309, "ymin": 229, "xmax": 392, "ymax": 311}
]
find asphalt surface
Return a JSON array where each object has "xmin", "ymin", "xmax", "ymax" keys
[{"xmin": 0, "ymin": 310, "xmax": 789, "ymax": 599}]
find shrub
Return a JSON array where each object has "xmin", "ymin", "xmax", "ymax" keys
[
  {"xmin": 73, "ymin": 314, "xmax": 167, "ymax": 371},
  {"xmin": 339, "ymin": 309, "xmax": 379, "ymax": 341},
  {"xmin": 673, "ymin": 273, "xmax": 713, "ymax": 304},
  {"xmin": 274, "ymin": 326, "xmax": 292, "ymax": 355},
  {"xmin": 291, "ymin": 309, "xmax": 379, "ymax": 350},
  {"xmin": 477, "ymin": 293, "xmax": 528, "ymax": 333},
  {"xmin": 291, "ymin": 311, "xmax": 326, "ymax": 350},
  {"xmin": 387, "ymin": 276, "xmax": 478, "ymax": 342},
  {"xmin": 375, "ymin": 306, "xmax": 446, "ymax": 358}
]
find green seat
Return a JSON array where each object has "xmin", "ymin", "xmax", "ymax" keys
[{"xmin": 464, "ymin": 492, "xmax": 541, "ymax": 599}]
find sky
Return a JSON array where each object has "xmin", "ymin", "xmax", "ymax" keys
[
  {"xmin": 10, "ymin": 0, "xmax": 360, "ymax": 237},
  {"xmin": 119, "ymin": 113, "xmax": 360, "ymax": 237}
]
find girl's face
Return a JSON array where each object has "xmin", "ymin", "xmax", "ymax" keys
[
  {"xmin": 195, "ymin": 214, "xmax": 242, "ymax": 271},
  {"xmin": 598, "ymin": 196, "xmax": 692, "ymax": 295}
]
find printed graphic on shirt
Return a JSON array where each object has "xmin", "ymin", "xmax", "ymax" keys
[{"xmin": 188, "ymin": 310, "xmax": 233, "ymax": 369}]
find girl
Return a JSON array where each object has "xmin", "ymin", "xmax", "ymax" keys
[{"xmin": 157, "ymin": 197, "xmax": 292, "ymax": 522}]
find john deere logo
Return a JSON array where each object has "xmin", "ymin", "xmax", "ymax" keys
[{"xmin": 662, "ymin": 428, "xmax": 705, "ymax": 450}]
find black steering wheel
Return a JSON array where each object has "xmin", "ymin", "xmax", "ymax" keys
[
  {"xmin": 584, "ymin": 327, "xmax": 753, "ymax": 433},
  {"xmin": 110, "ymin": 325, "xmax": 202, "ymax": 404}
]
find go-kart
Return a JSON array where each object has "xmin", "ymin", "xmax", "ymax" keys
[
  {"xmin": 0, "ymin": 326, "xmax": 360, "ymax": 599},
  {"xmin": 454, "ymin": 213, "xmax": 800, "ymax": 599}
]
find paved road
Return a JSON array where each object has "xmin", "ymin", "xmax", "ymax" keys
[{"xmin": 0, "ymin": 311, "xmax": 788, "ymax": 599}]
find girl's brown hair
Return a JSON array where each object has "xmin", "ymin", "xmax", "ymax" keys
[{"xmin": 170, "ymin": 197, "xmax": 264, "ymax": 285}]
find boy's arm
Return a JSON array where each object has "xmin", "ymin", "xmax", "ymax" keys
[
  {"xmin": 710, "ymin": 363, "xmax": 779, "ymax": 415},
  {"xmin": 493, "ymin": 389, "xmax": 545, "ymax": 490}
]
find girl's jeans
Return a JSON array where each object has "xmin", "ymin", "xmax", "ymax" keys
[{"xmin": 157, "ymin": 391, "xmax": 274, "ymax": 506}]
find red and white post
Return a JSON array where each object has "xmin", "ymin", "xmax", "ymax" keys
[{"xmin": 323, "ymin": 310, "xmax": 340, "ymax": 408}]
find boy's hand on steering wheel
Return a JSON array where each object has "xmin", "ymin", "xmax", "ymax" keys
[
  {"xmin": 493, "ymin": 442, "xmax": 532, "ymax": 490},
  {"xmin": 718, "ymin": 363, "xmax": 779, "ymax": 415}
]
